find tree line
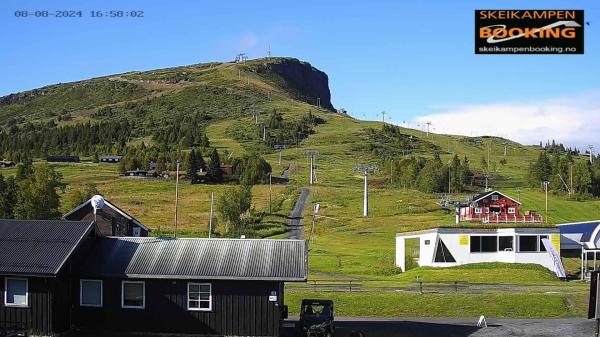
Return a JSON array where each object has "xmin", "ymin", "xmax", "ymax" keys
[
  {"xmin": 527, "ymin": 150, "xmax": 600, "ymax": 197},
  {"xmin": 393, "ymin": 153, "xmax": 472, "ymax": 193}
]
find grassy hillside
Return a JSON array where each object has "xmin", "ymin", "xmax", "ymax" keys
[{"xmin": 1, "ymin": 56, "xmax": 599, "ymax": 286}]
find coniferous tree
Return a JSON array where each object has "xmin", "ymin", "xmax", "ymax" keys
[
  {"xmin": 208, "ymin": 148, "xmax": 224, "ymax": 183},
  {"xmin": 187, "ymin": 149, "xmax": 199, "ymax": 181}
]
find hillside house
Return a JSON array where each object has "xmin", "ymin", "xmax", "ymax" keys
[
  {"xmin": 458, "ymin": 190, "xmax": 542, "ymax": 223},
  {"xmin": 46, "ymin": 156, "xmax": 80, "ymax": 163},
  {"xmin": 396, "ymin": 227, "xmax": 562, "ymax": 275},
  {"xmin": 0, "ymin": 219, "xmax": 306, "ymax": 336},
  {"xmin": 99, "ymin": 155, "xmax": 123, "ymax": 163},
  {"xmin": 0, "ymin": 160, "xmax": 15, "ymax": 168},
  {"xmin": 63, "ymin": 197, "xmax": 150, "ymax": 237}
]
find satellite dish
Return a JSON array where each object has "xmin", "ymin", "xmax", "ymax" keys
[{"xmin": 91, "ymin": 195, "xmax": 105, "ymax": 215}]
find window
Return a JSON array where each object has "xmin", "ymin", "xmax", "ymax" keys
[
  {"xmin": 475, "ymin": 207, "xmax": 482, "ymax": 214},
  {"xmin": 499, "ymin": 236, "xmax": 514, "ymax": 251},
  {"xmin": 424, "ymin": 240, "xmax": 430, "ymax": 245},
  {"xmin": 518, "ymin": 235, "xmax": 539, "ymax": 252},
  {"xmin": 4, "ymin": 278, "xmax": 27, "ymax": 307},
  {"xmin": 470, "ymin": 236, "xmax": 497, "ymax": 253},
  {"xmin": 508, "ymin": 207, "xmax": 516, "ymax": 214},
  {"xmin": 122, "ymin": 281, "xmax": 145, "ymax": 309},
  {"xmin": 187, "ymin": 283, "xmax": 212, "ymax": 311},
  {"xmin": 433, "ymin": 239, "xmax": 456, "ymax": 263},
  {"xmin": 491, "ymin": 194, "xmax": 499, "ymax": 201},
  {"xmin": 80, "ymin": 280, "xmax": 102, "ymax": 307},
  {"xmin": 539, "ymin": 235, "xmax": 548, "ymax": 252}
]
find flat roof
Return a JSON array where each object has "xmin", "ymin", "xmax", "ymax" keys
[{"xmin": 396, "ymin": 227, "xmax": 559, "ymax": 237}]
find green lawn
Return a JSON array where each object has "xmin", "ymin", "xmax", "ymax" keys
[{"xmin": 285, "ymin": 289, "xmax": 588, "ymax": 318}]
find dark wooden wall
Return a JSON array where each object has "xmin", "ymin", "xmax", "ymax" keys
[
  {"xmin": 66, "ymin": 206, "xmax": 148, "ymax": 237},
  {"xmin": 74, "ymin": 279, "xmax": 284, "ymax": 336},
  {"xmin": 0, "ymin": 276, "xmax": 53, "ymax": 334}
]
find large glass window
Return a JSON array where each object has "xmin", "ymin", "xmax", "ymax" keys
[
  {"xmin": 4, "ymin": 278, "xmax": 27, "ymax": 307},
  {"xmin": 499, "ymin": 236, "xmax": 514, "ymax": 251},
  {"xmin": 470, "ymin": 236, "xmax": 498, "ymax": 253},
  {"xmin": 188, "ymin": 283, "xmax": 212, "ymax": 311},
  {"xmin": 518, "ymin": 235, "xmax": 538, "ymax": 252},
  {"xmin": 80, "ymin": 280, "xmax": 102, "ymax": 307},
  {"xmin": 122, "ymin": 281, "xmax": 145, "ymax": 309}
]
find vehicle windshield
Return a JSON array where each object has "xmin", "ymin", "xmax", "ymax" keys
[{"xmin": 302, "ymin": 304, "xmax": 332, "ymax": 317}]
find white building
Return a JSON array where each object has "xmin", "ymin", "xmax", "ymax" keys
[
  {"xmin": 396, "ymin": 227, "xmax": 561, "ymax": 273},
  {"xmin": 556, "ymin": 220, "xmax": 600, "ymax": 279}
]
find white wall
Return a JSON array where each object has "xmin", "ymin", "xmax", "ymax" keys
[{"xmin": 396, "ymin": 230, "xmax": 558, "ymax": 272}]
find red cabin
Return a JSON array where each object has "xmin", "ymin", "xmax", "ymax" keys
[{"xmin": 458, "ymin": 190, "xmax": 542, "ymax": 223}]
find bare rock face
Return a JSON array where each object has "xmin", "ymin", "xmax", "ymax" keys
[{"xmin": 255, "ymin": 58, "xmax": 335, "ymax": 111}]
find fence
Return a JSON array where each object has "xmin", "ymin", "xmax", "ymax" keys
[{"xmin": 289, "ymin": 279, "xmax": 575, "ymax": 294}]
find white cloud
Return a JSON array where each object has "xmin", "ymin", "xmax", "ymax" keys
[{"xmin": 412, "ymin": 90, "xmax": 600, "ymax": 151}]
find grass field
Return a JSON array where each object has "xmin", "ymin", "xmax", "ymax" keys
[{"xmin": 285, "ymin": 289, "xmax": 588, "ymax": 318}]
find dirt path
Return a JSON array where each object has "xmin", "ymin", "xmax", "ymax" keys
[{"xmin": 287, "ymin": 188, "xmax": 310, "ymax": 240}]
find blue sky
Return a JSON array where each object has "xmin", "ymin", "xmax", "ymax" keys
[{"xmin": 1, "ymin": 0, "xmax": 598, "ymax": 148}]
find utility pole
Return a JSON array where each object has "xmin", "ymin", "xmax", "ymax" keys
[
  {"xmin": 516, "ymin": 187, "xmax": 522, "ymax": 202},
  {"xmin": 305, "ymin": 150, "xmax": 320, "ymax": 185},
  {"xmin": 589, "ymin": 145, "xmax": 595, "ymax": 164},
  {"xmin": 543, "ymin": 181, "xmax": 549, "ymax": 224},
  {"xmin": 426, "ymin": 121, "xmax": 432, "ymax": 137},
  {"xmin": 448, "ymin": 161, "xmax": 452, "ymax": 194},
  {"xmin": 355, "ymin": 164, "xmax": 379, "ymax": 217},
  {"xmin": 208, "ymin": 192, "xmax": 214, "ymax": 238},
  {"xmin": 269, "ymin": 172, "xmax": 272, "ymax": 214},
  {"xmin": 379, "ymin": 111, "xmax": 387, "ymax": 123},
  {"xmin": 174, "ymin": 159, "xmax": 181, "ymax": 238},
  {"xmin": 274, "ymin": 145, "xmax": 286, "ymax": 166},
  {"xmin": 570, "ymin": 164, "xmax": 574, "ymax": 195},
  {"xmin": 262, "ymin": 125, "xmax": 267, "ymax": 142},
  {"xmin": 317, "ymin": 98, "xmax": 321, "ymax": 108}
]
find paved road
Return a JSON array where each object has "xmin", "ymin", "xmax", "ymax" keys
[
  {"xmin": 282, "ymin": 317, "xmax": 595, "ymax": 337},
  {"xmin": 287, "ymin": 188, "xmax": 310, "ymax": 240}
]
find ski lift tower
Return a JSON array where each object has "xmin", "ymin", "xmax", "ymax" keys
[
  {"xmin": 274, "ymin": 145, "xmax": 286, "ymax": 166},
  {"xmin": 305, "ymin": 150, "xmax": 320, "ymax": 185},
  {"xmin": 355, "ymin": 164, "xmax": 379, "ymax": 217},
  {"xmin": 235, "ymin": 53, "xmax": 248, "ymax": 63}
]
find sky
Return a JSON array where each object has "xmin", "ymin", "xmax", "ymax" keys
[{"xmin": 0, "ymin": 0, "xmax": 598, "ymax": 150}]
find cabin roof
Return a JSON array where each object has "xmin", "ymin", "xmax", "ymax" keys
[
  {"xmin": 79, "ymin": 237, "xmax": 308, "ymax": 282},
  {"xmin": 396, "ymin": 227, "xmax": 558, "ymax": 237},
  {"xmin": 471, "ymin": 190, "xmax": 521, "ymax": 205},
  {"xmin": 63, "ymin": 197, "xmax": 150, "ymax": 232},
  {"xmin": 0, "ymin": 219, "xmax": 94, "ymax": 276}
]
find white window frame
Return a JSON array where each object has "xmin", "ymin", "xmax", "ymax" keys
[
  {"xmin": 187, "ymin": 283, "xmax": 212, "ymax": 311},
  {"xmin": 4, "ymin": 277, "xmax": 28, "ymax": 307},
  {"xmin": 491, "ymin": 194, "xmax": 499, "ymax": 201},
  {"xmin": 474, "ymin": 207, "xmax": 482, "ymax": 214},
  {"xmin": 121, "ymin": 281, "xmax": 145, "ymax": 309},
  {"xmin": 80, "ymin": 279, "xmax": 103, "ymax": 307},
  {"xmin": 508, "ymin": 207, "xmax": 516, "ymax": 214}
]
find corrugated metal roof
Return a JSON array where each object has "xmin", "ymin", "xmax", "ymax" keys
[
  {"xmin": 80, "ymin": 237, "xmax": 307, "ymax": 282},
  {"xmin": 0, "ymin": 219, "xmax": 94, "ymax": 276}
]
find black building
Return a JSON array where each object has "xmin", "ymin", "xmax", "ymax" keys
[
  {"xmin": 99, "ymin": 155, "xmax": 123, "ymax": 163},
  {"xmin": 46, "ymin": 156, "xmax": 80, "ymax": 163},
  {"xmin": 63, "ymin": 197, "xmax": 150, "ymax": 237},
  {"xmin": 0, "ymin": 161, "xmax": 15, "ymax": 168},
  {"xmin": 0, "ymin": 220, "xmax": 97, "ymax": 334},
  {"xmin": 0, "ymin": 220, "xmax": 307, "ymax": 336}
]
